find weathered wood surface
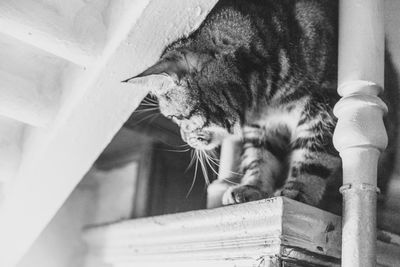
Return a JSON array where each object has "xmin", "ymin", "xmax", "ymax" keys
[{"xmin": 84, "ymin": 197, "xmax": 400, "ymax": 266}]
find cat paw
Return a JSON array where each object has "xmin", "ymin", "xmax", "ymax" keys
[
  {"xmin": 222, "ymin": 185, "xmax": 267, "ymax": 205},
  {"xmin": 277, "ymin": 181, "xmax": 301, "ymax": 200},
  {"xmin": 278, "ymin": 187, "xmax": 300, "ymax": 199},
  {"xmin": 277, "ymin": 181, "xmax": 319, "ymax": 206}
]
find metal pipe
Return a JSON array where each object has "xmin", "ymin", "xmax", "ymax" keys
[
  {"xmin": 207, "ymin": 136, "xmax": 242, "ymax": 208},
  {"xmin": 334, "ymin": 0, "xmax": 386, "ymax": 266}
]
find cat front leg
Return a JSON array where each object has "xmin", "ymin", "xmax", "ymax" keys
[
  {"xmin": 222, "ymin": 125, "xmax": 284, "ymax": 205},
  {"xmin": 279, "ymin": 149, "xmax": 340, "ymax": 206},
  {"xmin": 278, "ymin": 114, "xmax": 341, "ymax": 206}
]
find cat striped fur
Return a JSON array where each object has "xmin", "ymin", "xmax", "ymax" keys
[{"xmin": 124, "ymin": 0, "xmax": 363, "ymax": 211}]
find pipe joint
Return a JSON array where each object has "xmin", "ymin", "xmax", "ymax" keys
[{"xmin": 339, "ymin": 183, "xmax": 380, "ymax": 194}]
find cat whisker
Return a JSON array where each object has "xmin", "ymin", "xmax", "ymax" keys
[
  {"xmin": 172, "ymin": 143, "xmax": 191, "ymax": 148},
  {"xmin": 133, "ymin": 107, "xmax": 159, "ymax": 114},
  {"xmin": 202, "ymin": 151, "xmax": 242, "ymax": 185},
  {"xmin": 140, "ymin": 99, "xmax": 158, "ymax": 106},
  {"xmin": 206, "ymin": 151, "xmax": 221, "ymax": 162},
  {"xmin": 139, "ymin": 104, "xmax": 158, "ymax": 109},
  {"xmin": 217, "ymin": 178, "xmax": 240, "ymax": 185},
  {"xmin": 161, "ymin": 148, "xmax": 192, "ymax": 153},
  {"xmin": 200, "ymin": 150, "xmax": 241, "ymax": 186},
  {"xmin": 197, "ymin": 150, "xmax": 210, "ymax": 185},
  {"xmin": 227, "ymin": 170, "xmax": 243, "ymax": 176},
  {"xmin": 186, "ymin": 154, "xmax": 199, "ymax": 198},
  {"xmin": 148, "ymin": 114, "xmax": 160, "ymax": 124},
  {"xmin": 203, "ymin": 154, "xmax": 220, "ymax": 165},
  {"xmin": 140, "ymin": 100, "xmax": 158, "ymax": 105},
  {"xmin": 185, "ymin": 149, "xmax": 197, "ymax": 173},
  {"xmin": 201, "ymin": 151, "xmax": 219, "ymax": 177},
  {"xmin": 142, "ymin": 96, "xmax": 158, "ymax": 103},
  {"xmin": 201, "ymin": 151, "xmax": 219, "ymax": 167},
  {"xmin": 131, "ymin": 113, "xmax": 160, "ymax": 126},
  {"xmin": 207, "ymin": 149, "xmax": 219, "ymax": 159}
]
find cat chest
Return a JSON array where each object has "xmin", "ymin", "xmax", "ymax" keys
[{"xmin": 248, "ymin": 108, "xmax": 302, "ymax": 138}]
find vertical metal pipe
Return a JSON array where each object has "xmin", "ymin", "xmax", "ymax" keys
[
  {"xmin": 207, "ymin": 136, "xmax": 241, "ymax": 208},
  {"xmin": 335, "ymin": 0, "xmax": 386, "ymax": 266}
]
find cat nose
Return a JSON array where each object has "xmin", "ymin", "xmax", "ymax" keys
[
  {"xmin": 188, "ymin": 136, "xmax": 208, "ymax": 147},
  {"xmin": 181, "ymin": 121, "xmax": 196, "ymax": 132}
]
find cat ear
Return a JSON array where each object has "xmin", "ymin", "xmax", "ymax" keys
[
  {"xmin": 122, "ymin": 51, "xmax": 205, "ymax": 84},
  {"xmin": 121, "ymin": 60, "xmax": 182, "ymax": 84}
]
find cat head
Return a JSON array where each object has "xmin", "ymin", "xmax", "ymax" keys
[
  {"xmin": 123, "ymin": 7, "xmax": 256, "ymax": 150},
  {"xmin": 123, "ymin": 49, "xmax": 246, "ymax": 150}
]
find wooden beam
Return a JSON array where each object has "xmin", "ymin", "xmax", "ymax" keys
[
  {"xmin": 0, "ymin": 34, "xmax": 65, "ymax": 127},
  {"xmin": 0, "ymin": 0, "xmax": 103, "ymax": 66},
  {"xmin": 0, "ymin": 1, "xmax": 218, "ymax": 266},
  {"xmin": 84, "ymin": 197, "xmax": 400, "ymax": 266},
  {"xmin": 0, "ymin": 69, "xmax": 55, "ymax": 126}
]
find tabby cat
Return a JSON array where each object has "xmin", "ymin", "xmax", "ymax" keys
[{"xmin": 124, "ymin": 0, "xmax": 396, "ymax": 212}]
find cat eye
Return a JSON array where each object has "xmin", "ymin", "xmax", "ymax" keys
[
  {"xmin": 166, "ymin": 115, "xmax": 182, "ymax": 125},
  {"xmin": 167, "ymin": 115, "xmax": 184, "ymax": 121},
  {"xmin": 167, "ymin": 115, "xmax": 178, "ymax": 120}
]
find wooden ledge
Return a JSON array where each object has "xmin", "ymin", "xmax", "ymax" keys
[{"xmin": 84, "ymin": 197, "xmax": 400, "ymax": 266}]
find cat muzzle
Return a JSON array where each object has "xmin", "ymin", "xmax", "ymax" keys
[{"xmin": 180, "ymin": 129, "xmax": 212, "ymax": 149}]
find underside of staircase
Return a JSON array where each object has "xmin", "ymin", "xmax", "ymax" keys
[{"xmin": 0, "ymin": 1, "xmax": 219, "ymax": 266}]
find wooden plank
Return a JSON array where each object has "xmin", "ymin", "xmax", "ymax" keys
[
  {"xmin": 84, "ymin": 197, "xmax": 400, "ymax": 266},
  {"xmin": 0, "ymin": 0, "xmax": 153, "ymax": 66},
  {"xmin": 0, "ymin": 0, "xmax": 104, "ymax": 65},
  {"xmin": 84, "ymin": 197, "xmax": 342, "ymax": 266},
  {"xmin": 0, "ymin": 69, "xmax": 55, "ymax": 126},
  {"xmin": 0, "ymin": 34, "xmax": 64, "ymax": 126}
]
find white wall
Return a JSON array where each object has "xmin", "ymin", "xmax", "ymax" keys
[{"xmin": 16, "ymin": 162, "xmax": 139, "ymax": 267}]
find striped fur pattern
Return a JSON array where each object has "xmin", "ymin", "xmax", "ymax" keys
[{"xmin": 126, "ymin": 0, "xmax": 343, "ymax": 209}]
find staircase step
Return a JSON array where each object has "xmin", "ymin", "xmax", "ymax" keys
[
  {"xmin": 0, "ymin": 34, "xmax": 63, "ymax": 126},
  {"xmin": 84, "ymin": 197, "xmax": 400, "ymax": 267},
  {"xmin": 0, "ymin": 0, "xmax": 109, "ymax": 66},
  {"xmin": 0, "ymin": 1, "xmax": 218, "ymax": 266}
]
